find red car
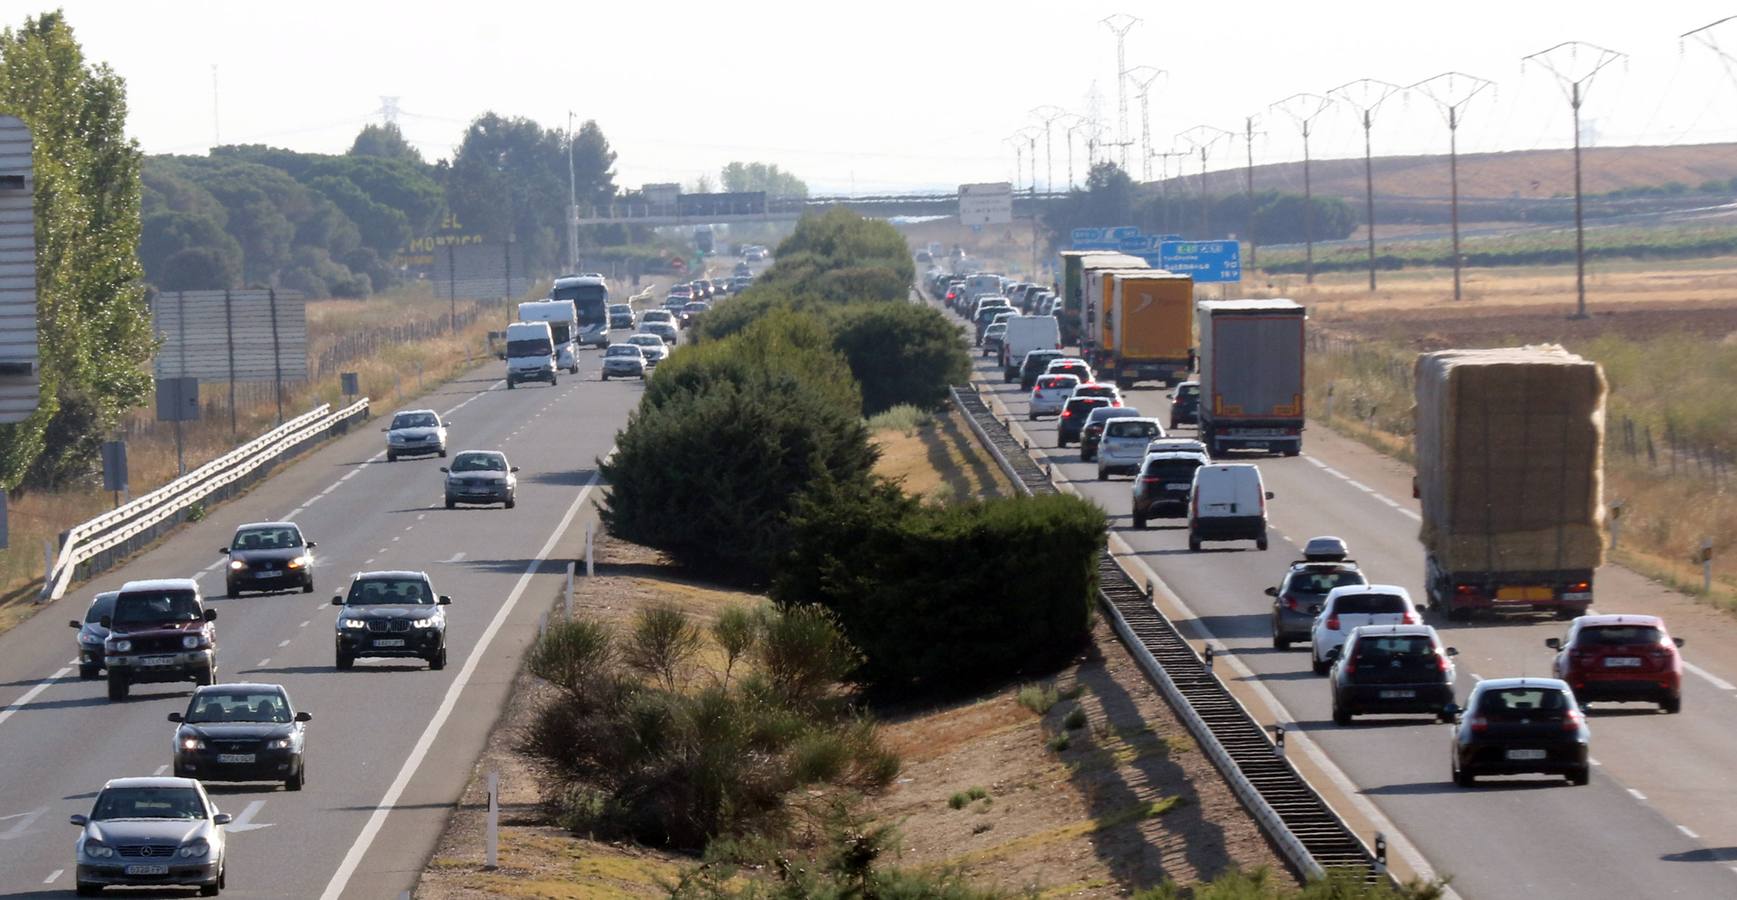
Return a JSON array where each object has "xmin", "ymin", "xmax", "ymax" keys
[{"xmin": 1547, "ymin": 614, "xmax": 1683, "ymax": 713}]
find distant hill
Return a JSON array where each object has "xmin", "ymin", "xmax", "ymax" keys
[{"xmin": 1175, "ymin": 143, "xmax": 1737, "ymax": 202}]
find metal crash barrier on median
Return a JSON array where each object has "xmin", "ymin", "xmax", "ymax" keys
[{"xmin": 40, "ymin": 398, "xmax": 371, "ymax": 602}]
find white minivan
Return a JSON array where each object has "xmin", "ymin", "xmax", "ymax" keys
[
  {"xmin": 1187, "ymin": 463, "xmax": 1271, "ymax": 552},
  {"xmin": 1000, "ymin": 315, "xmax": 1062, "ymax": 379},
  {"xmin": 504, "ymin": 321, "xmax": 558, "ymax": 389}
]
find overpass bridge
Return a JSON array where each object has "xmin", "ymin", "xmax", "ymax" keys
[{"xmin": 573, "ymin": 190, "xmax": 1072, "ymax": 226}]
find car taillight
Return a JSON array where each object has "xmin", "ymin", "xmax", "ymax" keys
[
  {"xmin": 1281, "ymin": 594, "xmax": 1300, "ymax": 611},
  {"xmin": 1401, "ymin": 611, "xmax": 1419, "ymax": 625},
  {"xmin": 1563, "ymin": 709, "xmax": 1585, "ymax": 732},
  {"xmin": 1343, "ymin": 654, "xmax": 1357, "ymax": 674},
  {"xmin": 1567, "ymin": 581, "xmax": 1590, "ymax": 593},
  {"xmin": 1140, "ymin": 477, "xmax": 1161, "ymax": 484},
  {"xmin": 1468, "ymin": 715, "xmax": 1488, "ymax": 733},
  {"xmin": 1063, "ymin": 410, "xmax": 1073, "ymax": 418},
  {"xmin": 1325, "ymin": 616, "xmax": 1340, "ymax": 631}
]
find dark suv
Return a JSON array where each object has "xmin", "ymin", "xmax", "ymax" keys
[
  {"xmin": 1267, "ymin": 561, "xmax": 1369, "ymax": 650},
  {"xmin": 1057, "ymin": 396, "xmax": 1111, "ymax": 447},
  {"xmin": 1018, "ymin": 349, "xmax": 1065, "ymax": 388},
  {"xmin": 1170, "ymin": 381, "xmax": 1200, "ymax": 428},
  {"xmin": 102, "ymin": 579, "xmax": 217, "ymax": 701},
  {"xmin": 333, "ymin": 570, "xmax": 451, "ymax": 670},
  {"xmin": 1131, "ymin": 452, "xmax": 1207, "ymax": 528},
  {"xmin": 1330, "ymin": 624, "xmax": 1457, "ymax": 724}
]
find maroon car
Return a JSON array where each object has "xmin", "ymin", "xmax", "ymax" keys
[{"xmin": 102, "ymin": 578, "xmax": 217, "ymax": 701}]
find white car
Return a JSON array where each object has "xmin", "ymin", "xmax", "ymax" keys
[
  {"xmin": 1097, "ymin": 418, "xmax": 1166, "ymax": 479},
  {"xmin": 600, "ymin": 344, "xmax": 647, "ymax": 380},
  {"xmin": 384, "ymin": 408, "xmax": 448, "ymax": 462},
  {"xmin": 1043, "ymin": 357, "xmax": 1095, "ymax": 385},
  {"xmin": 1029, "ymin": 373, "xmax": 1081, "ymax": 419},
  {"xmin": 1310, "ymin": 585, "xmax": 1421, "ymax": 675},
  {"xmin": 624, "ymin": 334, "xmax": 668, "ymax": 366}
]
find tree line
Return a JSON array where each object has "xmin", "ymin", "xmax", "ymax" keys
[{"xmin": 1045, "ymin": 161, "xmax": 1357, "ymax": 248}]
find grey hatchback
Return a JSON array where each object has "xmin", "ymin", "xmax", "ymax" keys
[{"xmin": 1266, "ymin": 561, "xmax": 1368, "ymax": 650}]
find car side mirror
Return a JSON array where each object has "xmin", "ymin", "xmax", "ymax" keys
[
  {"xmin": 1445, "ymin": 647, "xmax": 1459, "ymax": 657},
  {"xmin": 204, "ymin": 609, "xmax": 217, "ymax": 622},
  {"xmin": 331, "ymin": 596, "xmax": 344, "ymax": 606},
  {"xmin": 212, "ymin": 813, "xmax": 232, "ymax": 826},
  {"xmin": 1264, "ymin": 587, "xmax": 1279, "ymax": 597},
  {"xmin": 167, "ymin": 712, "xmax": 183, "ymax": 722},
  {"xmin": 295, "ymin": 711, "xmax": 312, "ymax": 722},
  {"xmin": 1264, "ymin": 491, "xmax": 1275, "ymax": 500},
  {"xmin": 1442, "ymin": 703, "xmax": 1462, "ymax": 720},
  {"xmin": 1326, "ymin": 645, "xmax": 1342, "ymax": 661},
  {"xmin": 69, "ymin": 619, "xmax": 81, "ymax": 629},
  {"xmin": 70, "ymin": 814, "xmax": 88, "ymax": 827},
  {"xmin": 438, "ymin": 467, "xmax": 448, "ymax": 473},
  {"xmin": 305, "ymin": 541, "xmax": 317, "ymax": 549},
  {"xmin": 1545, "ymin": 637, "xmax": 1561, "ymax": 650},
  {"xmin": 438, "ymin": 595, "xmax": 452, "ymax": 605},
  {"xmin": 219, "ymin": 547, "xmax": 229, "ymax": 555},
  {"xmin": 1674, "ymin": 637, "xmax": 1685, "ymax": 648},
  {"xmin": 379, "ymin": 427, "xmax": 388, "ymax": 432},
  {"xmin": 510, "ymin": 466, "xmax": 521, "ymax": 473}
]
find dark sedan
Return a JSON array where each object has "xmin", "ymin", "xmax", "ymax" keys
[
  {"xmin": 170, "ymin": 683, "xmax": 310, "ymax": 791},
  {"xmin": 69, "ymin": 590, "xmax": 119, "ymax": 680},
  {"xmin": 333, "ymin": 570, "xmax": 451, "ymax": 670},
  {"xmin": 1448, "ymin": 677, "xmax": 1590, "ymax": 787},
  {"xmin": 1329, "ymin": 624, "xmax": 1457, "ymax": 724},
  {"xmin": 221, "ymin": 522, "xmax": 316, "ymax": 596},
  {"xmin": 1170, "ymin": 381, "xmax": 1200, "ymax": 428}
]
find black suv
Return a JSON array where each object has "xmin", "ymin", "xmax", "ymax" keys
[
  {"xmin": 1017, "ymin": 349, "xmax": 1065, "ymax": 388},
  {"xmin": 1170, "ymin": 381, "xmax": 1200, "ymax": 428},
  {"xmin": 1329, "ymin": 624, "xmax": 1457, "ymax": 724},
  {"xmin": 1057, "ymin": 396, "xmax": 1111, "ymax": 447},
  {"xmin": 332, "ymin": 571, "xmax": 451, "ymax": 670},
  {"xmin": 1132, "ymin": 452, "xmax": 1207, "ymax": 528}
]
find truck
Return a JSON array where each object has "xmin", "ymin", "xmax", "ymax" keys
[
  {"xmin": 1058, "ymin": 250, "xmax": 1145, "ymax": 351},
  {"xmin": 1104, "ymin": 272, "xmax": 1194, "ymax": 389},
  {"xmin": 963, "ymin": 272, "xmax": 1004, "ymax": 304},
  {"xmin": 551, "ymin": 274, "xmax": 610, "ymax": 349},
  {"xmin": 517, "ymin": 300, "xmax": 579, "ymax": 374},
  {"xmin": 1195, "ymin": 299, "xmax": 1305, "ymax": 457},
  {"xmin": 1084, "ymin": 265, "xmax": 1156, "ymax": 369},
  {"xmin": 1413, "ymin": 346, "xmax": 1606, "ymax": 621}
]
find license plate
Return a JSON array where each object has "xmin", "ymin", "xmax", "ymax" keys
[
  {"xmin": 125, "ymin": 864, "xmax": 168, "ymax": 875},
  {"xmin": 217, "ymin": 753, "xmax": 256, "ymax": 764},
  {"xmin": 1166, "ymin": 483, "xmax": 1192, "ymax": 490},
  {"xmin": 1604, "ymin": 657, "xmax": 1642, "ymax": 668},
  {"xmin": 374, "ymin": 638, "xmax": 406, "ymax": 647},
  {"xmin": 1379, "ymin": 689, "xmax": 1416, "ymax": 699},
  {"xmin": 1496, "ymin": 586, "xmax": 1553, "ymax": 602},
  {"xmin": 1505, "ymin": 748, "xmax": 1547, "ymax": 761},
  {"xmin": 138, "ymin": 656, "xmax": 175, "ymax": 666},
  {"xmin": 255, "ymin": 570, "xmax": 280, "ymax": 578}
]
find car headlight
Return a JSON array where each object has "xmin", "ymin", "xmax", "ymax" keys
[
  {"xmin": 411, "ymin": 617, "xmax": 439, "ymax": 628},
  {"xmin": 83, "ymin": 840, "xmax": 115, "ymax": 859},
  {"xmin": 181, "ymin": 737, "xmax": 205, "ymax": 750},
  {"xmin": 389, "ymin": 433, "xmax": 406, "ymax": 443},
  {"xmin": 182, "ymin": 635, "xmax": 205, "ymax": 650},
  {"xmin": 342, "ymin": 618, "xmax": 368, "ymax": 629},
  {"xmin": 266, "ymin": 737, "xmax": 292, "ymax": 749},
  {"xmin": 286, "ymin": 556, "xmax": 309, "ymax": 569},
  {"xmin": 228, "ymin": 560, "xmax": 246, "ymax": 571},
  {"xmin": 178, "ymin": 839, "xmax": 210, "ymax": 858},
  {"xmin": 108, "ymin": 639, "xmax": 132, "ymax": 653}
]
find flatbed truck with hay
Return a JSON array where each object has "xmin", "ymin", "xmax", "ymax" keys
[{"xmin": 1413, "ymin": 346, "xmax": 1606, "ymax": 621}]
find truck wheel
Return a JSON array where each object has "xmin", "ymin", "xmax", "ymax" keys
[
  {"xmin": 1447, "ymin": 603, "xmax": 1473, "ymax": 623},
  {"xmin": 107, "ymin": 676, "xmax": 129, "ymax": 701}
]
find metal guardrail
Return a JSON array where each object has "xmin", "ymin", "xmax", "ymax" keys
[
  {"xmin": 943, "ymin": 299, "xmax": 1389, "ymax": 884},
  {"xmin": 41, "ymin": 398, "xmax": 371, "ymax": 602}
]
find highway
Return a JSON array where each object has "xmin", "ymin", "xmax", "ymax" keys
[
  {"xmin": 939, "ymin": 290, "xmax": 1737, "ymax": 898},
  {"xmin": 0, "ymin": 292, "xmax": 682, "ymax": 896}
]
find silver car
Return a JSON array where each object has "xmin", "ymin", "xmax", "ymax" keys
[
  {"xmin": 600, "ymin": 344, "xmax": 647, "ymax": 380},
  {"xmin": 638, "ymin": 318, "xmax": 678, "ymax": 345},
  {"xmin": 441, "ymin": 450, "xmax": 518, "ymax": 509},
  {"xmin": 624, "ymin": 334, "xmax": 668, "ymax": 366},
  {"xmin": 1096, "ymin": 417, "xmax": 1165, "ymax": 479},
  {"xmin": 383, "ymin": 409, "xmax": 448, "ymax": 462},
  {"xmin": 72, "ymin": 776, "xmax": 229, "ymax": 896}
]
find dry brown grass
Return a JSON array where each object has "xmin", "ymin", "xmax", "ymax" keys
[{"xmin": 871, "ymin": 405, "xmax": 1016, "ymax": 503}]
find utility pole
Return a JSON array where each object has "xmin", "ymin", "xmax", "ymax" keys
[
  {"xmin": 1269, "ymin": 93, "xmax": 1333, "ymax": 283},
  {"xmin": 1101, "ymin": 14, "xmax": 1141, "ymax": 171},
  {"xmin": 1125, "ymin": 66, "xmax": 1168, "ymax": 181},
  {"xmin": 1683, "ymin": 18, "xmax": 1737, "ymax": 97},
  {"xmin": 566, "ymin": 112, "xmax": 579, "ymax": 275},
  {"xmin": 1031, "ymin": 106, "xmax": 1067, "ymax": 193},
  {"xmin": 211, "ymin": 65, "xmax": 220, "ymax": 148},
  {"xmin": 1061, "ymin": 113, "xmax": 1088, "ymax": 190},
  {"xmin": 1004, "ymin": 133, "xmax": 1026, "ymax": 195},
  {"xmin": 1410, "ymin": 72, "xmax": 1496, "ymax": 302},
  {"xmin": 1175, "ymin": 125, "xmax": 1235, "ymax": 239},
  {"xmin": 1150, "ymin": 149, "xmax": 1189, "ymax": 234},
  {"xmin": 1243, "ymin": 115, "xmax": 1266, "ymax": 269},
  {"xmin": 1523, "ymin": 41, "xmax": 1627, "ymax": 319},
  {"xmin": 1328, "ymin": 79, "xmax": 1401, "ymax": 291}
]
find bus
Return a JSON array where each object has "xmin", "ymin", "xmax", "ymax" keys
[{"xmin": 550, "ymin": 274, "xmax": 610, "ymax": 349}]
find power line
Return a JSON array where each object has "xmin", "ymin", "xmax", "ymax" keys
[
  {"xmin": 1409, "ymin": 72, "xmax": 1497, "ymax": 302},
  {"xmin": 1125, "ymin": 66, "xmax": 1168, "ymax": 181},
  {"xmin": 1101, "ymin": 14, "xmax": 1141, "ymax": 171},
  {"xmin": 1174, "ymin": 125, "xmax": 1235, "ymax": 238},
  {"xmin": 1268, "ymin": 92, "xmax": 1333, "ymax": 283}
]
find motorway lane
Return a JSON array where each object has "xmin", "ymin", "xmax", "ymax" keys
[
  {"xmin": 937, "ymin": 293, "xmax": 1737, "ymax": 897},
  {"xmin": 0, "ymin": 342, "xmax": 648, "ymax": 898}
]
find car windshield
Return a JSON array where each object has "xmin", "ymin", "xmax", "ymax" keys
[
  {"xmin": 1332, "ymin": 593, "xmax": 1408, "ymax": 615},
  {"xmin": 84, "ymin": 593, "xmax": 117, "ymax": 624},
  {"xmin": 1352, "ymin": 635, "xmax": 1436, "ymax": 662},
  {"xmin": 91, "ymin": 787, "xmax": 206, "ymax": 821},
  {"xmin": 451, "ymin": 454, "xmax": 506, "ymax": 472},
  {"xmin": 231, "ymin": 526, "xmax": 303, "ymax": 551},
  {"xmin": 628, "ymin": 336, "xmax": 662, "ymax": 348},
  {"xmin": 1038, "ymin": 376, "xmax": 1079, "ymax": 390},
  {"xmin": 111, "ymin": 590, "xmax": 202, "ymax": 627},
  {"xmin": 1478, "ymin": 687, "xmax": 1571, "ymax": 721},
  {"xmin": 1144, "ymin": 459, "xmax": 1202, "ymax": 480},
  {"xmin": 1577, "ymin": 625, "xmax": 1665, "ymax": 646},
  {"xmin": 1287, "ymin": 569, "xmax": 1368, "ymax": 594},
  {"xmin": 1178, "ymin": 384, "xmax": 1199, "ymax": 397},
  {"xmin": 185, "ymin": 689, "xmax": 292, "ymax": 724},
  {"xmin": 391, "ymin": 412, "xmax": 438, "ymax": 429},
  {"xmin": 345, "ymin": 577, "xmax": 435, "ymax": 606},
  {"xmin": 1107, "ymin": 421, "xmax": 1161, "ymax": 439},
  {"xmin": 606, "ymin": 346, "xmax": 641, "ymax": 357},
  {"xmin": 1077, "ymin": 386, "xmax": 1116, "ymax": 398},
  {"xmin": 609, "ymin": 305, "xmax": 630, "ymax": 314},
  {"xmin": 506, "ymin": 338, "xmax": 552, "ymax": 357},
  {"xmin": 643, "ymin": 311, "xmax": 671, "ymax": 323}
]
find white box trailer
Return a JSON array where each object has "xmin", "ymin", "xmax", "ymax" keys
[{"xmin": 517, "ymin": 300, "xmax": 579, "ymax": 373}]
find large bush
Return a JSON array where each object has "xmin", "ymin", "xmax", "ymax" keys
[
  {"xmin": 646, "ymin": 308, "xmax": 861, "ymax": 417},
  {"xmin": 777, "ymin": 488, "xmax": 1106, "ymax": 690},
  {"xmin": 828, "ymin": 302, "xmax": 970, "ymax": 415}
]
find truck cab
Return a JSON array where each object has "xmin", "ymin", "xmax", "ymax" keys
[
  {"xmin": 517, "ymin": 300, "xmax": 579, "ymax": 374},
  {"xmin": 504, "ymin": 321, "xmax": 558, "ymax": 389}
]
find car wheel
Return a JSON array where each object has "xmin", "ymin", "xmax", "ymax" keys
[
  {"xmin": 302, "ymin": 578, "xmax": 314, "ymax": 594},
  {"xmin": 386, "ymin": 452, "xmax": 396, "ymax": 463},
  {"xmin": 1256, "ymin": 534, "xmax": 1269, "ymax": 551},
  {"xmin": 76, "ymin": 883, "xmax": 102, "ymax": 896},
  {"xmin": 1311, "ymin": 655, "xmax": 1329, "ymax": 676},
  {"xmin": 107, "ymin": 676, "xmax": 128, "ymax": 701},
  {"xmin": 445, "ymin": 496, "xmax": 456, "ymax": 510},
  {"xmin": 1333, "ymin": 705, "xmax": 1352, "ymax": 726},
  {"xmin": 438, "ymin": 449, "xmax": 447, "ymax": 458},
  {"xmin": 285, "ymin": 763, "xmax": 303, "ymax": 792},
  {"xmin": 506, "ymin": 379, "xmax": 516, "ymax": 390},
  {"xmin": 1097, "ymin": 469, "xmax": 1107, "ymax": 481},
  {"xmin": 200, "ymin": 876, "xmax": 219, "ymax": 897},
  {"xmin": 1028, "ymin": 412, "xmax": 1037, "ymax": 421},
  {"xmin": 335, "ymin": 651, "xmax": 353, "ymax": 671},
  {"xmin": 1132, "ymin": 513, "xmax": 1146, "ymax": 529},
  {"xmin": 430, "ymin": 646, "xmax": 448, "ymax": 670},
  {"xmin": 196, "ymin": 663, "xmax": 215, "ymax": 686},
  {"xmin": 1453, "ymin": 764, "xmax": 1476, "ymax": 788},
  {"xmin": 1569, "ymin": 766, "xmax": 1591, "ymax": 786},
  {"xmin": 505, "ymin": 497, "xmax": 516, "ymax": 509},
  {"xmin": 1273, "ymin": 635, "xmax": 1290, "ymax": 651},
  {"xmin": 79, "ymin": 663, "xmax": 100, "ymax": 680},
  {"xmin": 600, "ymin": 373, "xmax": 608, "ymax": 381},
  {"xmin": 551, "ymin": 374, "xmax": 558, "ymax": 385},
  {"xmin": 1662, "ymin": 695, "xmax": 1682, "ymax": 714},
  {"xmin": 1188, "ymin": 535, "xmax": 1201, "ymax": 552}
]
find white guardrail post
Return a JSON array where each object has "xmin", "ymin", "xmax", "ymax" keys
[{"xmin": 39, "ymin": 398, "xmax": 369, "ymax": 602}]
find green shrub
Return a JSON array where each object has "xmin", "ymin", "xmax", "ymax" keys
[
  {"xmin": 1064, "ymin": 706, "xmax": 1089, "ymax": 730},
  {"xmin": 948, "ymin": 792, "xmax": 968, "ymax": 810},
  {"xmin": 829, "ymin": 302, "xmax": 971, "ymax": 415},
  {"xmin": 1048, "ymin": 733, "xmax": 1071, "ymax": 752},
  {"xmin": 645, "ymin": 307, "xmax": 862, "ymax": 418},
  {"xmin": 754, "ymin": 604, "xmax": 863, "ymax": 713},
  {"xmin": 868, "ymin": 403, "xmax": 934, "ymax": 435},
  {"xmin": 966, "ymin": 786, "xmax": 988, "ymax": 801},
  {"xmin": 779, "ymin": 491, "xmax": 1107, "ymax": 691},
  {"xmin": 624, "ymin": 602, "xmax": 704, "ymax": 692},
  {"xmin": 1017, "ymin": 683, "xmax": 1060, "ymax": 715},
  {"xmin": 712, "ymin": 605, "xmax": 759, "ymax": 686}
]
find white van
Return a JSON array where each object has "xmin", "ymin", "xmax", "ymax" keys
[
  {"xmin": 964, "ymin": 273, "xmax": 1003, "ymax": 302},
  {"xmin": 1187, "ymin": 463, "xmax": 1272, "ymax": 551},
  {"xmin": 504, "ymin": 321, "xmax": 558, "ymax": 389},
  {"xmin": 1000, "ymin": 315, "xmax": 1061, "ymax": 379},
  {"xmin": 517, "ymin": 300, "xmax": 579, "ymax": 374}
]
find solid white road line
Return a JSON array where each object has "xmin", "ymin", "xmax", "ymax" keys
[
  {"xmin": 317, "ymin": 458, "xmax": 608, "ymax": 900},
  {"xmin": 43, "ymin": 869, "xmax": 61, "ymax": 883},
  {"xmin": 1628, "ymin": 788, "xmax": 1648, "ymax": 801},
  {"xmin": 1680, "ymin": 825, "xmax": 1700, "ymax": 839},
  {"xmin": 1685, "ymin": 660, "xmax": 1737, "ymax": 692},
  {"xmin": 0, "ymin": 667, "xmax": 72, "ymax": 730}
]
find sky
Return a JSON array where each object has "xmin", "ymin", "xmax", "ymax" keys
[{"xmin": 22, "ymin": 0, "xmax": 1737, "ymax": 195}]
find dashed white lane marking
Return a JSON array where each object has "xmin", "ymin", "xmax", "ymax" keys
[
  {"xmin": 1685, "ymin": 660, "xmax": 1737, "ymax": 692},
  {"xmin": 417, "ymin": 513, "xmax": 427, "ymax": 521},
  {"xmin": 0, "ymin": 667, "xmax": 72, "ymax": 729},
  {"xmin": 339, "ymin": 469, "xmax": 360, "ymax": 482},
  {"xmin": 391, "ymin": 536, "xmax": 400, "ymax": 543},
  {"xmin": 1303, "ymin": 454, "xmax": 1423, "ymax": 522},
  {"xmin": 153, "ymin": 765, "xmax": 169, "ymax": 776},
  {"xmin": 1628, "ymin": 788, "xmax": 1648, "ymax": 801},
  {"xmin": 278, "ymin": 639, "xmax": 291, "ymax": 648},
  {"xmin": 1680, "ymin": 825, "xmax": 1700, "ymax": 839},
  {"xmin": 1470, "ymin": 673, "xmax": 1484, "ymax": 682},
  {"xmin": 403, "ymin": 525, "xmax": 414, "ymax": 532},
  {"xmin": 364, "ymin": 558, "xmax": 375, "ymax": 565},
  {"xmin": 298, "ymin": 621, "xmax": 310, "ymax": 629},
  {"xmin": 285, "ymin": 505, "xmax": 309, "ymax": 519},
  {"xmin": 1589, "ymin": 758, "xmax": 1602, "ymax": 767},
  {"xmin": 376, "ymin": 548, "xmax": 387, "ymax": 554},
  {"xmin": 257, "ymin": 658, "xmax": 270, "ymax": 667},
  {"xmin": 43, "ymin": 869, "xmax": 62, "ymax": 884}
]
